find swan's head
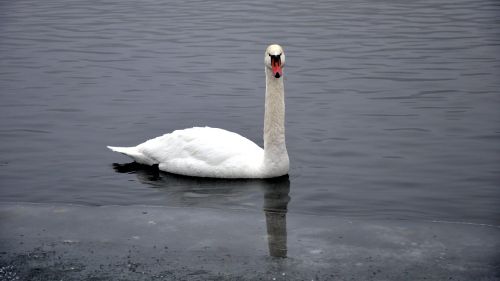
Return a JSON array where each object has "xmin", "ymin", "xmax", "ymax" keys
[{"xmin": 265, "ymin": 44, "xmax": 285, "ymax": 79}]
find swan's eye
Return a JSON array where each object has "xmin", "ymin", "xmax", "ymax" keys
[
  {"xmin": 270, "ymin": 54, "xmax": 280, "ymax": 61},
  {"xmin": 270, "ymin": 54, "xmax": 281, "ymax": 67}
]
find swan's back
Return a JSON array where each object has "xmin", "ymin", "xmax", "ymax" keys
[{"xmin": 117, "ymin": 127, "xmax": 264, "ymax": 178}]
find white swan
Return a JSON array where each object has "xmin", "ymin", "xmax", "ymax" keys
[{"xmin": 108, "ymin": 44, "xmax": 289, "ymax": 178}]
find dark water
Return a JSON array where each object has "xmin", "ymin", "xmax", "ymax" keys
[{"xmin": 1, "ymin": 0, "xmax": 499, "ymax": 224}]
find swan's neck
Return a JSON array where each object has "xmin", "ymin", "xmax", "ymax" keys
[{"xmin": 263, "ymin": 68, "xmax": 289, "ymax": 176}]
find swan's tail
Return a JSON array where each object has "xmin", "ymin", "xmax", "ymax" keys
[{"xmin": 107, "ymin": 146, "xmax": 155, "ymax": 165}]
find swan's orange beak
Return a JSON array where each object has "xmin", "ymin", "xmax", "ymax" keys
[{"xmin": 271, "ymin": 55, "xmax": 282, "ymax": 78}]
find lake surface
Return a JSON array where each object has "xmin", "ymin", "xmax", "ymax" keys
[{"xmin": 1, "ymin": 0, "xmax": 499, "ymax": 225}]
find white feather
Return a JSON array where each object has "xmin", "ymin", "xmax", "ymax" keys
[{"xmin": 108, "ymin": 44, "xmax": 289, "ymax": 178}]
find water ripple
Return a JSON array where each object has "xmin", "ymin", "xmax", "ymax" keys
[{"xmin": 0, "ymin": 0, "xmax": 499, "ymax": 224}]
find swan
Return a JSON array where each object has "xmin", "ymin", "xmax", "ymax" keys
[{"xmin": 107, "ymin": 44, "xmax": 289, "ymax": 178}]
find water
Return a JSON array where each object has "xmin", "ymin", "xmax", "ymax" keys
[{"xmin": 1, "ymin": 0, "xmax": 499, "ymax": 225}]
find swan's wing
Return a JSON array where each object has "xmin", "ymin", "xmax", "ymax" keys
[{"xmin": 136, "ymin": 127, "xmax": 264, "ymax": 177}]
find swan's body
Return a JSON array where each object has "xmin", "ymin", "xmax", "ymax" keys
[
  {"xmin": 110, "ymin": 127, "xmax": 266, "ymax": 178},
  {"xmin": 108, "ymin": 44, "xmax": 289, "ymax": 178}
]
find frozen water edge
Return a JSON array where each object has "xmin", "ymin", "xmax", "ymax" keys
[{"xmin": 0, "ymin": 202, "xmax": 498, "ymax": 281}]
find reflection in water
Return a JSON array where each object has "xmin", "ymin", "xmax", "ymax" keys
[
  {"xmin": 112, "ymin": 162, "xmax": 290, "ymax": 258},
  {"xmin": 262, "ymin": 176, "xmax": 290, "ymax": 258},
  {"xmin": 113, "ymin": 162, "xmax": 161, "ymax": 181}
]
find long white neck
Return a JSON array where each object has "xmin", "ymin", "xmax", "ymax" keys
[{"xmin": 262, "ymin": 67, "xmax": 289, "ymax": 176}]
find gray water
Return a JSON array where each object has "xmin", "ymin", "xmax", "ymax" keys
[{"xmin": 1, "ymin": 0, "xmax": 499, "ymax": 225}]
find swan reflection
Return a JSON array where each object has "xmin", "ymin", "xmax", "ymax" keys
[
  {"xmin": 112, "ymin": 163, "xmax": 290, "ymax": 258},
  {"xmin": 262, "ymin": 176, "xmax": 290, "ymax": 258}
]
